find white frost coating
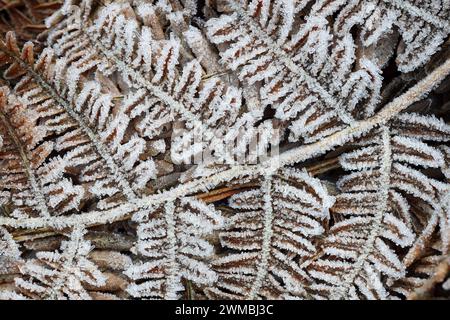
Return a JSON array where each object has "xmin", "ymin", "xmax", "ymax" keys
[
  {"xmin": 163, "ymin": 201, "xmax": 179, "ymax": 300},
  {"xmin": 84, "ymin": 7, "xmax": 245, "ymax": 167},
  {"xmin": 381, "ymin": 213, "xmax": 414, "ymax": 247},
  {"xmin": 11, "ymin": 226, "xmax": 106, "ymax": 300},
  {"xmin": 310, "ymin": 97, "xmax": 449, "ymax": 298},
  {"xmin": 209, "ymin": 168, "xmax": 334, "ymax": 298},
  {"xmin": 392, "ymin": 135, "xmax": 445, "ymax": 168},
  {"xmin": 322, "ymin": 127, "xmax": 395, "ymax": 299},
  {"xmin": 1, "ymin": 49, "xmax": 449, "ymax": 229},
  {"xmin": 44, "ymin": 179, "xmax": 85, "ymax": 213},
  {"xmin": 323, "ymin": 0, "xmax": 450, "ymax": 71},
  {"xmin": 207, "ymin": 5, "xmax": 357, "ymax": 127},
  {"xmin": 2, "ymin": 2, "xmax": 448, "ymax": 240},
  {"xmin": 125, "ymin": 197, "xmax": 222, "ymax": 299},
  {"xmin": 393, "ymin": 113, "xmax": 450, "ymax": 141},
  {"xmin": 20, "ymin": 50, "xmax": 140, "ymax": 203},
  {"xmin": 0, "ymin": 227, "xmax": 21, "ymax": 259},
  {"xmin": 0, "ymin": 88, "xmax": 52, "ymax": 218},
  {"xmin": 0, "ymin": 0, "xmax": 441, "ymax": 302},
  {"xmin": 385, "ymin": 0, "xmax": 450, "ymax": 31}
]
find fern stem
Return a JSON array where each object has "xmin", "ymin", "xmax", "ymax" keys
[
  {"xmin": 163, "ymin": 201, "xmax": 179, "ymax": 300},
  {"xmin": 248, "ymin": 175, "xmax": 274, "ymax": 299},
  {"xmin": 1, "ymin": 57, "xmax": 449, "ymax": 229}
]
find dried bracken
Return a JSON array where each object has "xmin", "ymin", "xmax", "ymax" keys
[{"xmin": 0, "ymin": 0, "xmax": 449, "ymax": 300}]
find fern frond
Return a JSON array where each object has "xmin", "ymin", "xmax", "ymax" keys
[
  {"xmin": 0, "ymin": 30, "xmax": 162, "ymax": 222},
  {"xmin": 309, "ymin": 0, "xmax": 450, "ymax": 72},
  {"xmin": 306, "ymin": 114, "xmax": 449, "ymax": 299},
  {"xmin": 0, "ymin": 0, "xmax": 450, "ymax": 301},
  {"xmin": 46, "ymin": 2, "xmax": 257, "ymax": 165},
  {"xmin": 125, "ymin": 197, "xmax": 223, "ymax": 299},
  {"xmin": 0, "ymin": 56, "xmax": 448, "ymax": 230},
  {"xmin": 0, "ymin": 85, "xmax": 84, "ymax": 218},
  {"xmin": 7, "ymin": 226, "xmax": 107, "ymax": 300},
  {"xmin": 206, "ymin": 0, "xmax": 383, "ymax": 142},
  {"xmin": 205, "ymin": 168, "xmax": 334, "ymax": 299}
]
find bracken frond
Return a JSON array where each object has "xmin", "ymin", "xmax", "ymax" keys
[{"xmin": 0, "ymin": 0, "xmax": 449, "ymax": 301}]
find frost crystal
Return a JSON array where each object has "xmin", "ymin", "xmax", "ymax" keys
[{"xmin": 0, "ymin": 0, "xmax": 449, "ymax": 300}]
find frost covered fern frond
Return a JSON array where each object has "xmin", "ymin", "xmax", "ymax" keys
[
  {"xmin": 306, "ymin": 114, "xmax": 450, "ymax": 299},
  {"xmin": 0, "ymin": 0, "xmax": 449, "ymax": 301},
  {"xmin": 206, "ymin": 0, "xmax": 383, "ymax": 142},
  {"xmin": 46, "ymin": 1, "xmax": 262, "ymax": 165},
  {"xmin": 205, "ymin": 168, "xmax": 334, "ymax": 299},
  {"xmin": 0, "ymin": 31, "xmax": 155, "ymax": 220},
  {"xmin": 310, "ymin": 0, "xmax": 450, "ymax": 72},
  {"xmin": 4, "ymin": 227, "xmax": 107, "ymax": 300},
  {"xmin": 125, "ymin": 197, "xmax": 223, "ymax": 299},
  {"xmin": 0, "ymin": 82, "xmax": 85, "ymax": 218}
]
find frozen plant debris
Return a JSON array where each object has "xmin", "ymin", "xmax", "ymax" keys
[{"xmin": 0, "ymin": 0, "xmax": 449, "ymax": 300}]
